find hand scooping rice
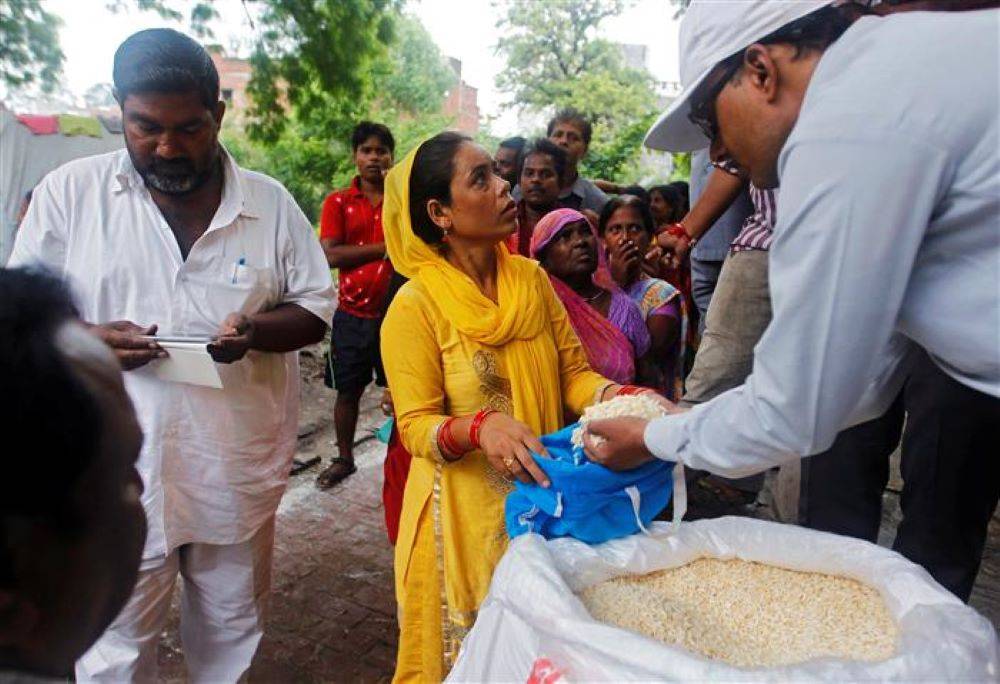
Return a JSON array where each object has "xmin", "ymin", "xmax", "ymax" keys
[{"xmin": 572, "ymin": 394, "xmax": 667, "ymax": 449}]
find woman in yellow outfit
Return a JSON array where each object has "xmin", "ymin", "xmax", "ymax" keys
[{"xmin": 381, "ymin": 132, "xmax": 661, "ymax": 682}]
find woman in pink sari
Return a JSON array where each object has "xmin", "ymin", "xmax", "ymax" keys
[{"xmin": 530, "ymin": 208, "xmax": 651, "ymax": 386}]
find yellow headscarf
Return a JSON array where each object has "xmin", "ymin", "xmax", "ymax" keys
[{"xmin": 383, "ymin": 144, "xmax": 546, "ymax": 346}]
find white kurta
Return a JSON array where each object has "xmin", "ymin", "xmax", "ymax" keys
[
  {"xmin": 9, "ymin": 148, "xmax": 335, "ymax": 559},
  {"xmin": 645, "ymin": 10, "xmax": 999, "ymax": 477}
]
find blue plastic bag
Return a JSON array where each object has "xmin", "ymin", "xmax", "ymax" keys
[{"xmin": 504, "ymin": 423, "xmax": 683, "ymax": 544}]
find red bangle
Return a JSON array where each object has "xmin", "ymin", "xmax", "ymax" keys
[
  {"xmin": 437, "ymin": 418, "xmax": 463, "ymax": 458},
  {"xmin": 666, "ymin": 223, "xmax": 691, "ymax": 243},
  {"xmin": 469, "ymin": 409, "xmax": 498, "ymax": 450},
  {"xmin": 617, "ymin": 385, "xmax": 643, "ymax": 396}
]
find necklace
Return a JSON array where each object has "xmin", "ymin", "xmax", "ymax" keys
[{"xmin": 583, "ymin": 288, "xmax": 606, "ymax": 304}]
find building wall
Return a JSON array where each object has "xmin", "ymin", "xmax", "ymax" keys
[
  {"xmin": 442, "ymin": 57, "xmax": 480, "ymax": 134},
  {"xmin": 209, "ymin": 50, "xmax": 252, "ymax": 118}
]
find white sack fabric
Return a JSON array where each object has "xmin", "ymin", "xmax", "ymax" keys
[{"xmin": 449, "ymin": 517, "xmax": 998, "ymax": 682}]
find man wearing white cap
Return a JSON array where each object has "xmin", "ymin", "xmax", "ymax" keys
[{"xmin": 586, "ymin": 1, "xmax": 999, "ymax": 600}]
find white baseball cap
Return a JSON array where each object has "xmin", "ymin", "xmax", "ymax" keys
[{"xmin": 644, "ymin": 0, "xmax": 830, "ymax": 152}]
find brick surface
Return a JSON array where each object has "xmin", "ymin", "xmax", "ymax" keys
[
  {"xmin": 157, "ymin": 349, "xmax": 398, "ymax": 682},
  {"xmin": 152, "ymin": 347, "xmax": 998, "ymax": 681}
]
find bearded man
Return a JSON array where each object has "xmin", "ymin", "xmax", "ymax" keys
[{"xmin": 9, "ymin": 28, "xmax": 334, "ymax": 681}]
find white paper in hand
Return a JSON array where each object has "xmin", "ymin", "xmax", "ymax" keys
[{"xmin": 147, "ymin": 339, "xmax": 223, "ymax": 389}]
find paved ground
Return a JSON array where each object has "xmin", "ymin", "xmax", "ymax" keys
[
  {"xmin": 159, "ymin": 348, "xmax": 398, "ymax": 682},
  {"xmin": 155, "ymin": 345, "xmax": 999, "ymax": 681}
]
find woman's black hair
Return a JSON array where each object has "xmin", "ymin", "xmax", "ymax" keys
[
  {"xmin": 409, "ymin": 131, "xmax": 473, "ymax": 246},
  {"xmin": 620, "ymin": 184, "xmax": 650, "ymax": 205},
  {"xmin": 113, "ymin": 28, "xmax": 219, "ymax": 109},
  {"xmin": 649, "ymin": 184, "xmax": 684, "ymax": 223},
  {"xmin": 597, "ymin": 194, "xmax": 656, "ymax": 237},
  {"xmin": 667, "ymin": 180, "xmax": 690, "ymax": 217}
]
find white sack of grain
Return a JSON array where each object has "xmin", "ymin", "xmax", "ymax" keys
[{"xmin": 447, "ymin": 516, "xmax": 999, "ymax": 682}]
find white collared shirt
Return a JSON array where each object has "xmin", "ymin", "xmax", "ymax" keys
[
  {"xmin": 645, "ymin": 10, "xmax": 999, "ymax": 476},
  {"xmin": 10, "ymin": 148, "xmax": 334, "ymax": 557}
]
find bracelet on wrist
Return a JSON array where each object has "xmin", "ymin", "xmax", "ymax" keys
[
  {"xmin": 437, "ymin": 417, "xmax": 464, "ymax": 459},
  {"xmin": 469, "ymin": 409, "xmax": 498, "ymax": 450},
  {"xmin": 618, "ymin": 385, "xmax": 658, "ymax": 397}
]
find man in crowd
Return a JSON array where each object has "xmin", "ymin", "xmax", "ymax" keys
[
  {"xmin": 0, "ymin": 268, "xmax": 146, "ymax": 680},
  {"xmin": 685, "ymin": 151, "xmax": 751, "ymax": 328},
  {"xmin": 493, "ymin": 135, "xmax": 526, "ymax": 188},
  {"xmin": 588, "ymin": 1, "xmax": 999, "ymax": 601},
  {"xmin": 10, "ymin": 28, "xmax": 334, "ymax": 679},
  {"xmin": 547, "ymin": 108, "xmax": 609, "ymax": 214},
  {"xmin": 317, "ymin": 121, "xmax": 395, "ymax": 489},
  {"xmin": 508, "ymin": 137, "xmax": 567, "ymax": 256}
]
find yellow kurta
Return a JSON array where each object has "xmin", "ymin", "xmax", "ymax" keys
[{"xmin": 381, "ymin": 264, "xmax": 606, "ymax": 682}]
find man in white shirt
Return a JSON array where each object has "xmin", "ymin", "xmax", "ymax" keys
[
  {"xmin": 9, "ymin": 29, "xmax": 334, "ymax": 680},
  {"xmin": 586, "ymin": 2, "xmax": 999, "ymax": 600}
]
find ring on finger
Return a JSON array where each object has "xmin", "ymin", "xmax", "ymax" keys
[{"xmin": 503, "ymin": 455, "xmax": 515, "ymax": 470}]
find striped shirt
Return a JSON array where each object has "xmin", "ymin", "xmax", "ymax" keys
[{"xmin": 730, "ymin": 183, "xmax": 778, "ymax": 253}]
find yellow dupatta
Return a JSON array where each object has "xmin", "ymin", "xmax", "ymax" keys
[{"xmin": 382, "ymin": 145, "xmax": 565, "ymax": 436}]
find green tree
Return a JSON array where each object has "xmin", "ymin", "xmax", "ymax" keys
[
  {"xmin": 228, "ymin": 10, "xmax": 457, "ymax": 221},
  {"xmin": 0, "ymin": 0, "xmax": 64, "ymax": 93},
  {"xmin": 105, "ymin": 0, "xmax": 219, "ymax": 37},
  {"xmin": 494, "ymin": 0, "xmax": 660, "ymax": 183},
  {"xmin": 245, "ymin": 0, "xmax": 399, "ymax": 144}
]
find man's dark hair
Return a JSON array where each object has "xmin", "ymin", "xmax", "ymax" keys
[
  {"xmin": 351, "ymin": 121, "xmax": 395, "ymax": 154},
  {"xmin": 409, "ymin": 131, "xmax": 472, "ymax": 246},
  {"xmin": 113, "ymin": 28, "xmax": 219, "ymax": 109},
  {"xmin": 547, "ymin": 108, "xmax": 593, "ymax": 146},
  {"xmin": 517, "ymin": 137, "xmax": 569, "ymax": 185},
  {"xmin": 598, "ymin": 194, "xmax": 656, "ymax": 238},
  {"xmin": 717, "ymin": 6, "xmax": 856, "ymax": 87},
  {"xmin": 0, "ymin": 268, "xmax": 100, "ymax": 582},
  {"xmin": 498, "ymin": 136, "xmax": 527, "ymax": 153}
]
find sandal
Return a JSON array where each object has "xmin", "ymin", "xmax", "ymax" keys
[{"xmin": 316, "ymin": 457, "xmax": 357, "ymax": 490}]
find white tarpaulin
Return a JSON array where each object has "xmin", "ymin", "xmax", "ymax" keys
[{"xmin": 0, "ymin": 104, "xmax": 123, "ymax": 262}]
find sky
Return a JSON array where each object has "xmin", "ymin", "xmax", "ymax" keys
[{"xmin": 42, "ymin": 0, "xmax": 682, "ymax": 136}]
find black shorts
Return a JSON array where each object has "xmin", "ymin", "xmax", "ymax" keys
[{"xmin": 326, "ymin": 309, "xmax": 387, "ymax": 393}]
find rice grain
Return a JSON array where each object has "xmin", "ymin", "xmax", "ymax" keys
[{"xmin": 578, "ymin": 557, "xmax": 897, "ymax": 668}]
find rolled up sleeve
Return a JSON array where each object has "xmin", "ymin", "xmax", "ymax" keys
[{"xmin": 645, "ymin": 135, "xmax": 947, "ymax": 476}]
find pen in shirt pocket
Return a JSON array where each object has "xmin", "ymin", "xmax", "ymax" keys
[{"xmin": 231, "ymin": 256, "xmax": 246, "ymax": 284}]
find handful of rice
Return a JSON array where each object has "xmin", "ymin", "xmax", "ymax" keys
[
  {"xmin": 578, "ymin": 557, "xmax": 897, "ymax": 668},
  {"xmin": 571, "ymin": 394, "xmax": 667, "ymax": 448}
]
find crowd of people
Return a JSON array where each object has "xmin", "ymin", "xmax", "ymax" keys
[{"xmin": 1, "ymin": 0, "xmax": 997, "ymax": 682}]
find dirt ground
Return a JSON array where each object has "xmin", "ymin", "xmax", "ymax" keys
[{"xmin": 155, "ymin": 344, "xmax": 999, "ymax": 682}]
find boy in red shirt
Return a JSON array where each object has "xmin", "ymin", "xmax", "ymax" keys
[{"xmin": 317, "ymin": 122, "xmax": 395, "ymax": 488}]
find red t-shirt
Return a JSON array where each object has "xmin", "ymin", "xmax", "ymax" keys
[{"xmin": 319, "ymin": 177, "xmax": 394, "ymax": 318}]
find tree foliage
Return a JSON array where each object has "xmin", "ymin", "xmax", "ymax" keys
[
  {"xmin": 244, "ymin": 0, "xmax": 399, "ymax": 144},
  {"xmin": 0, "ymin": 0, "xmax": 64, "ymax": 93},
  {"xmin": 494, "ymin": 0, "xmax": 662, "ymax": 184},
  {"xmin": 105, "ymin": 0, "xmax": 219, "ymax": 37},
  {"xmin": 230, "ymin": 10, "xmax": 457, "ymax": 221}
]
